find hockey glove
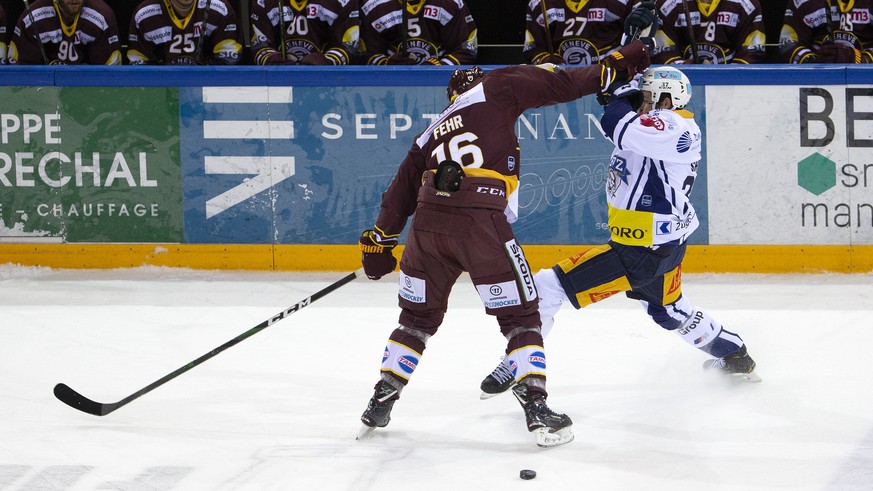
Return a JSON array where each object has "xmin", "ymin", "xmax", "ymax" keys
[
  {"xmin": 623, "ymin": 1, "xmax": 658, "ymax": 47},
  {"xmin": 360, "ymin": 229, "xmax": 398, "ymax": 280},
  {"xmin": 604, "ymin": 40, "xmax": 651, "ymax": 77},
  {"xmin": 816, "ymin": 43, "xmax": 861, "ymax": 64},
  {"xmin": 597, "ymin": 77, "xmax": 643, "ymax": 110},
  {"xmin": 532, "ymin": 52, "xmax": 565, "ymax": 65},
  {"xmin": 301, "ymin": 51, "xmax": 333, "ymax": 65},
  {"xmin": 263, "ymin": 51, "xmax": 298, "ymax": 65}
]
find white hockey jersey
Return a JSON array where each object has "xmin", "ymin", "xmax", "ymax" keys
[{"xmin": 604, "ymin": 107, "xmax": 702, "ymax": 247}]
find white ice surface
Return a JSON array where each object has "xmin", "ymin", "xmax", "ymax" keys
[{"xmin": 2, "ymin": 265, "xmax": 872, "ymax": 490}]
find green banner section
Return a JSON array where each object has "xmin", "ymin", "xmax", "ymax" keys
[{"xmin": 0, "ymin": 87, "xmax": 182, "ymax": 242}]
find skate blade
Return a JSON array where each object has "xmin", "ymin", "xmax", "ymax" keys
[
  {"xmin": 533, "ymin": 426, "xmax": 574, "ymax": 448},
  {"xmin": 479, "ymin": 382, "xmax": 516, "ymax": 400},
  {"xmin": 356, "ymin": 424, "xmax": 376, "ymax": 440},
  {"xmin": 480, "ymin": 390, "xmax": 508, "ymax": 400}
]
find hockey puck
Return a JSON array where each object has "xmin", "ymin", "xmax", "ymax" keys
[{"xmin": 519, "ymin": 469, "xmax": 537, "ymax": 480}]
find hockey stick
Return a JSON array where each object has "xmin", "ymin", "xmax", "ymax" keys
[
  {"xmin": 539, "ymin": 0, "xmax": 554, "ymax": 57},
  {"xmin": 21, "ymin": 0, "xmax": 49, "ymax": 64},
  {"xmin": 277, "ymin": 0, "xmax": 287, "ymax": 60},
  {"xmin": 823, "ymin": 0, "xmax": 835, "ymax": 44},
  {"xmin": 194, "ymin": 0, "xmax": 211, "ymax": 64},
  {"xmin": 54, "ymin": 268, "xmax": 365, "ymax": 416},
  {"xmin": 680, "ymin": 0, "xmax": 700, "ymax": 63},
  {"xmin": 238, "ymin": 0, "xmax": 251, "ymax": 49}
]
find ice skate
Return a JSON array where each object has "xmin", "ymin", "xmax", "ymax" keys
[
  {"xmin": 357, "ymin": 381, "xmax": 399, "ymax": 440},
  {"xmin": 511, "ymin": 383, "xmax": 574, "ymax": 447},
  {"xmin": 703, "ymin": 345, "xmax": 762, "ymax": 383},
  {"xmin": 479, "ymin": 357, "xmax": 516, "ymax": 399}
]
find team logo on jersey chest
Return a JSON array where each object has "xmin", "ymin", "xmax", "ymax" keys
[
  {"xmin": 558, "ymin": 39, "xmax": 598, "ymax": 65},
  {"xmin": 400, "ymin": 39, "xmax": 438, "ymax": 61},
  {"xmin": 285, "ymin": 39, "xmax": 318, "ymax": 59},
  {"xmin": 687, "ymin": 42, "xmax": 728, "ymax": 64}
]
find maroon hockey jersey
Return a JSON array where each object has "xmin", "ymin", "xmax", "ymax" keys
[
  {"xmin": 127, "ymin": 0, "xmax": 243, "ymax": 65},
  {"xmin": 524, "ymin": 0, "xmax": 634, "ymax": 65},
  {"xmin": 375, "ymin": 63, "xmax": 623, "ymax": 236},
  {"xmin": 780, "ymin": 0, "xmax": 873, "ymax": 63},
  {"xmin": 249, "ymin": 0, "xmax": 359, "ymax": 65},
  {"xmin": 9, "ymin": 0, "xmax": 121, "ymax": 64},
  {"xmin": 359, "ymin": 0, "xmax": 477, "ymax": 65},
  {"xmin": 652, "ymin": 0, "xmax": 766, "ymax": 64}
]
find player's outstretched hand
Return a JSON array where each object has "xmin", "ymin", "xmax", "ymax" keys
[
  {"xmin": 360, "ymin": 230, "xmax": 398, "ymax": 280},
  {"xmin": 604, "ymin": 40, "xmax": 651, "ymax": 76}
]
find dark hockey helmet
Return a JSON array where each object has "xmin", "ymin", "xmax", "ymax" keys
[{"xmin": 446, "ymin": 66, "xmax": 484, "ymax": 102}]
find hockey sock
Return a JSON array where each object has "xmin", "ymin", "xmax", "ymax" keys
[
  {"xmin": 380, "ymin": 339, "xmax": 422, "ymax": 383},
  {"xmin": 533, "ymin": 268, "xmax": 569, "ymax": 338},
  {"xmin": 675, "ymin": 309, "xmax": 744, "ymax": 358}
]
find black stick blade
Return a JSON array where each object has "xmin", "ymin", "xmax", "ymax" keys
[{"xmin": 54, "ymin": 383, "xmax": 116, "ymax": 416}]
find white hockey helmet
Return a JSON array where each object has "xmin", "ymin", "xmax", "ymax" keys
[{"xmin": 640, "ymin": 66, "xmax": 692, "ymax": 109}]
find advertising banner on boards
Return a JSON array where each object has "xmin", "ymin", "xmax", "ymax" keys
[
  {"xmin": 706, "ymin": 85, "xmax": 873, "ymax": 245},
  {"xmin": 1, "ymin": 82, "xmax": 709, "ymax": 245},
  {"xmin": 0, "ymin": 87, "xmax": 182, "ymax": 242}
]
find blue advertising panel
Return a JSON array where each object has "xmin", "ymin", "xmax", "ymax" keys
[{"xmin": 179, "ymin": 83, "xmax": 708, "ymax": 245}]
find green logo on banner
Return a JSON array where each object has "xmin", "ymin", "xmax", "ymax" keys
[{"xmin": 0, "ymin": 86, "xmax": 182, "ymax": 242}]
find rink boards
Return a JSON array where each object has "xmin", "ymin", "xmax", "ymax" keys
[{"xmin": 0, "ymin": 66, "xmax": 871, "ymax": 272}]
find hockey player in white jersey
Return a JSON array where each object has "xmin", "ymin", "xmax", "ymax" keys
[{"xmin": 480, "ymin": 66, "xmax": 760, "ymax": 398}]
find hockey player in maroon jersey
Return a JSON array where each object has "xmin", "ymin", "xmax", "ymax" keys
[
  {"xmin": 9, "ymin": 0, "xmax": 121, "ymax": 64},
  {"xmin": 780, "ymin": 0, "xmax": 873, "ymax": 63},
  {"xmin": 127, "ymin": 0, "xmax": 243, "ymax": 65},
  {"xmin": 249, "ymin": 0, "xmax": 359, "ymax": 65},
  {"xmin": 359, "ymin": 0, "xmax": 476, "ymax": 65},
  {"xmin": 356, "ymin": 26, "xmax": 654, "ymax": 444},
  {"xmin": 523, "ymin": 0, "xmax": 637, "ymax": 65},
  {"xmin": 652, "ymin": 0, "xmax": 767, "ymax": 64}
]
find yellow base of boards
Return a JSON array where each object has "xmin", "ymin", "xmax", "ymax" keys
[{"xmin": 1, "ymin": 244, "xmax": 871, "ymax": 273}]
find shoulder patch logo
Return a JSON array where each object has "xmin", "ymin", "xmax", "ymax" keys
[{"xmin": 677, "ymin": 131, "xmax": 692, "ymax": 153}]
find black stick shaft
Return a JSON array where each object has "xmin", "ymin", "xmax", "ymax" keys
[
  {"xmin": 540, "ymin": 0, "xmax": 554, "ymax": 55},
  {"xmin": 278, "ymin": 0, "xmax": 287, "ymax": 59},
  {"xmin": 195, "ymin": 0, "xmax": 211, "ymax": 64},
  {"xmin": 54, "ymin": 269, "xmax": 364, "ymax": 416}
]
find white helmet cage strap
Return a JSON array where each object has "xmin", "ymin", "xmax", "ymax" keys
[{"xmin": 640, "ymin": 66, "xmax": 692, "ymax": 109}]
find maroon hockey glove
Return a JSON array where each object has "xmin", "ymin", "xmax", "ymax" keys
[
  {"xmin": 604, "ymin": 41, "xmax": 651, "ymax": 77},
  {"xmin": 263, "ymin": 51, "xmax": 298, "ymax": 65},
  {"xmin": 301, "ymin": 51, "xmax": 333, "ymax": 65},
  {"xmin": 816, "ymin": 44, "xmax": 861, "ymax": 64},
  {"xmin": 533, "ymin": 52, "xmax": 565, "ymax": 65},
  {"xmin": 360, "ymin": 229, "xmax": 398, "ymax": 280}
]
